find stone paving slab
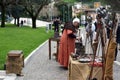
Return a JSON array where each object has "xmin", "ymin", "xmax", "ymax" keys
[
  {"xmin": 0, "ymin": 71, "xmax": 6, "ymax": 80},
  {"xmin": 113, "ymin": 62, "xmax": 120, "ymax": 79},
  {"xmin": 4, "ymin": 74, "xmax": 16, "ymax": 80}
]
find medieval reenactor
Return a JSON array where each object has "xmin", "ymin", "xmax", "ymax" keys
[{"xmin": 58, "ymin": 18, "xmax": 80, "ymax": 68}]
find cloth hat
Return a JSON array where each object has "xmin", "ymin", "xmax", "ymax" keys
[{"xmin": 72, "ymin": 18, "xmax": 80, "ymax": 23}]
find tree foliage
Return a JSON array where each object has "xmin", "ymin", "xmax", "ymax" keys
[
  {"xmin": 55, "ymin": 1, "xmax": 72, "ymax": 22},
  {"xmin": 0, "ymin": 0, "xmax": 18, "ymax": 27},
  {"xmin": 101, "ymin": 0, "xmax": 120, "ymax": 11},
  {"xmin": 21, "ymin": 0, "xmax": 50, "ymax": 28},
  {"xmin": 10, "ymin": 4, "xmax": 25, "ymax": 26}
]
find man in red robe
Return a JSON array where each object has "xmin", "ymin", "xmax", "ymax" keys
[{"xmin": 58, "ymin": 18, "xmax": 80, "ymax": 68}]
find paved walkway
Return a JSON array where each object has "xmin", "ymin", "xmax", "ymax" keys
[
  {"xmin": 10, "ymin": 18, "xmax": 52, "ymax": 27},
  {"xmin": 15, "ymin": 41, "xmax": 68, "ymax": 80}
]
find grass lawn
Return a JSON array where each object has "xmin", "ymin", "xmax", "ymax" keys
[{"xmin": 0, "ymin": 24, "xmax": 54, "ymax": 70}]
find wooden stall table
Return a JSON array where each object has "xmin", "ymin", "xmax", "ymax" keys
[
  {"xmin": 69, "ymin": 56, "xmax": 102, "ymax": 80},
  {"xmin": 49, "ymin": 37, "xmax": 60, "ymax": 60}
]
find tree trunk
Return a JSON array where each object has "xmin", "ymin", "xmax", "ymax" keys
[
  {"xmin": 1, "ymin": 5, "xmax": 6, "ymax": 27},
  {"xmin": 14, "ymin": 18, "xmax": 16, "ymax": 25},
  {"xmin": 17, "ymin": 18, "xmax": 20, "ymax": 27},
  {"xmin": 32, "ymin": 17, "xmax": 36, "ymax": 28}
]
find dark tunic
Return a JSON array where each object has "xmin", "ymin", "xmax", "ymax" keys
[{"xmin": 116, "ymin": 26, "xmax": 120, "ymax": 43}]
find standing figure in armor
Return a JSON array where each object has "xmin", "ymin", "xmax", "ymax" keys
[
  {"xmin": 85, "ymin": 15, "xmax": 96, "ymax": 54},
  {"xmin": 86, "ymin": 15, "xmax": 95, "ymax": 42},
  {"xmin": 93, "ymin": 13, "xmax": 108, "ymax": 57}
]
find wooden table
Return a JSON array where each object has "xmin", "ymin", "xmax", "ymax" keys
[
  {"xmin": 49, "ymin": 37, "xmax": 60, "ymax": 60},
  {"xmin": 69, "ymin": 56, "xmax": 102, "ymax": 80}
]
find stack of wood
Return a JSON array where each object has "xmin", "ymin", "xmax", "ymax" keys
[{"xmin": 6, "ymin": 50, "xmax": 24, "ymax": 75}]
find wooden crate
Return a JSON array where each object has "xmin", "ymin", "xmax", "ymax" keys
[
  {"xmin": 6, "ymin": 50, "xmax": 24, "ymax": 75},
  {"xmin": 7, "ymin": 50, "xmax": 23, "ymax": 57}
]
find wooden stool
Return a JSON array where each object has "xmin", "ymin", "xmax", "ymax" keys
[
  {"xmin": 49, "ymin": 37, "xmax": 60, "ymax": 61},
  {"xmin": 6, "ymin": 50, "xmax": 24, "ymax": 76}
]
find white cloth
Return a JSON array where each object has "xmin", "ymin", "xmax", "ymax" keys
[
  {"xmin": 86, "ymin": 23, "xmax": 95, "ymax": 32},
  {"xmin": 73, "ymin": 18, "xmax": 80, "ymax": 23}
]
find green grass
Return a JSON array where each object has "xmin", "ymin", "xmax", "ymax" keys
[{"xmin": 0, "ymin": 24, "xmax": 54, "ymax": 70}]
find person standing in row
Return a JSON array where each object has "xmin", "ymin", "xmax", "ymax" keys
[
  {"xmin": 116, "ymin": 22, "xmax": 120, "ymax": 50},
  {"xmin": 58, "ymin": 18, "xmax": 80, "ymax": 68},
  {"xmin": 53, "ymin": 17, "xmax": 60, "ymax": 32},
  {"xmin": 115, "ymin": 22, "xmax": 120, "ymax": 60}
]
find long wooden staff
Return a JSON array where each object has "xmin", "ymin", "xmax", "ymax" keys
[
  {"xmin": 88, "ymin": 27, "xmax": 96, "ymax": 80},
  {"xmin": 88, "ymin": 22, "xmax": 105, "ymax": 80},
  {"xmin": 100, "ymin": 32, "xmax": 106, "ymax": 80}
]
